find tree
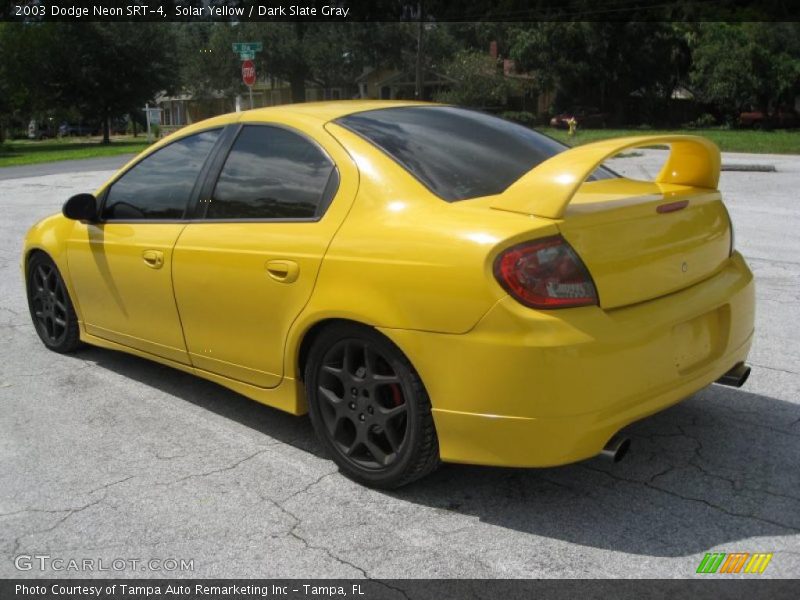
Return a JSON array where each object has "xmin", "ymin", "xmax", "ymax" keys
[
  {"xmin": 0, "ymin": 23, "xmax": 39, "ymax": 140},
  {"xmin": 251, "ymin": 23, "xmax": 331, "ymax": 102},
  {"xmin": 0, "ymin": 25, "xmax": 15, "ymax": 141},
  {"xmin": 242, "ymin": 22, "xmax": 411, "ymax": 103},
  {"xmin": 170, "ymin": 20, "xmax": 463, "ymax": 107},
  {"xmin": 689, "ymin": 22, "xmax": 800, "ymax": 122},
  {"xmin": 175, "ymin": 23, "xmax": 241, "ymax": 101},
  {"xmin": 8, "ymin": 23, "xmax": 177, "ymax": 143},
  {"xmin": 509, "ymin": 22, "xmax": 690, "ymax": 123},
  {"xmin": 435, "ymin": 49, "xmax": 517, "ymax": 108}
]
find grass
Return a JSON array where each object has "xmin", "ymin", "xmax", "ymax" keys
[
  {"xmin": 1, "ymin": 128, "xmax": 797, "ymax": 168},
  {"xmin": 538, "ymin": 127, "xmax": 800, "ymax": 154},
  {"xmin": 0, "ymin": 136, "xmax": 151, "ymax": 168}
]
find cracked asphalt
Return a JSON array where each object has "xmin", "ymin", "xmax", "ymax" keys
[{"xmin": 1, "ymin": 149, "xmax": 799, "ymax": 580}]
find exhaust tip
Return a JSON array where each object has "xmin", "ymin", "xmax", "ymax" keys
[
  {"xmin": 600, "ymin": 434, "xmax": 631, "ymax": 463},
  {"xmin": 716, "ymin": 363, "xmax": 751, "ymax": 388}
]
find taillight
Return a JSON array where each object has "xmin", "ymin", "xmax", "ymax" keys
[{"xmin": 493, "ymin": 235, "xmax": 598, "ymax": 309}]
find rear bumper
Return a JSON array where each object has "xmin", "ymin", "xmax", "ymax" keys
[{"xmin": 380, "ymin": 252, "xmax": 755, "ymax": 467}]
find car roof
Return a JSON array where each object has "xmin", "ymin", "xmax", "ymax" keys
[
  {"xmin": 168, "ymin": 100, "xmax": 436, "ymax": 142},
  {"xmin": 242, "ymin": 99, "xmax": 432, "ymax": 122},
  {"xmin": 132, "ymin": 101, "xmax": 440, "ymax": 168}
]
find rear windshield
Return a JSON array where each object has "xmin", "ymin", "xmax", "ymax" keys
[{"xmin": 336, "ymin": 106, "xmax": 615, "ymax": 202}]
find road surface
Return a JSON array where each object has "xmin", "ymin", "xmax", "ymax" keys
[{"xmin": 1, "ymin": 152, "xmax": 798, "ymax": 580}]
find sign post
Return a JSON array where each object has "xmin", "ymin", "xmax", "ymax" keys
[
  {"xmin": 232, "ymin": 42, "xmax": 263, "ymax": 55},
  {"xmin": 232, "ymin": 42, "xmax": 263, "ymax": 110},
  {"xmin": 241, "ymin": 59, "xmax": 256, "ymax": 109},
  {"xmin": 142, "ymin": 103, "xmax": 162, "ymax": 143}
]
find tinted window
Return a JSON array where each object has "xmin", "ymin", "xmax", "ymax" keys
[
  {"xmin": 337, "ymin": 106, "xmax": 614, "ymax": 201},
  {"xmin": 103, "ymin": 129, "xmax": 220, "ymax": 220},
  {"xmin": 207, "ymin": 125, "xmax": 336, "ymax": 220}
]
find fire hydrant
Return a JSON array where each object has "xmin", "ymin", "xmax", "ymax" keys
[{"xmin": 567, "ymin": 117, "xmax": 578, "ymax": 136}]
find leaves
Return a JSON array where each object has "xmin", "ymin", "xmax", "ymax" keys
[
  {"xmin": 1, "ymin": 20, "xmax": 798, "ymax": 137},
  {"xmin": 435, "ymin": 49, "xmax": 519, "ymax": 108},
  {"xmin": 0, "ymin": 22, "xmax": 177, "ymax": 139},
  {"xmin": 689, "ymin": 22, "xmax": 800, "ymax": 119},
  {"xmin": 509, "ymin": 22, "xmax": 691, "ymax": 119}
]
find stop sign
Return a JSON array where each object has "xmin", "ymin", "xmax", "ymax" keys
[{"xmin": 241, "ymin": 60, "xmax": 256, "ymax": 87}]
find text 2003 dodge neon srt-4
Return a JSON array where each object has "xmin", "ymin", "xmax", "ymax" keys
[{"xmin": 23, "ymin": 102, "xmax": 754, "ymax": 487}]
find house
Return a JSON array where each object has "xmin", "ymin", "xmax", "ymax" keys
[
  {"xmin": 499, "ymin": 57, "xmax": 554, "ymax": 115},
  {"xmin": 155, "ymin": 78, "xmax": 354, "ymax": 135},
  {"xmin": 154, "ymin": 45, "xmax": 558, "ymax": 135},
  {"xmin": 355, "ymin": 67, "xmax": 455, "ymax": 101},
  {"xmin": 157, "ymin": 91, "xmax": 232, "ymax": 133}
]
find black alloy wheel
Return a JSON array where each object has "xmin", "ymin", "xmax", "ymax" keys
[
  {"xmin": 305, "ymin": 323, "xmax": 439, "ymax": 488},
  {"xmin": 26, "ymin": 253, "xmax": 83, "ymax": 353}
]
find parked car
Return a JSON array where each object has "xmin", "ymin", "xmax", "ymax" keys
[
  {"xmin": 23, "ymin": 101, "xmax": 754, "ymax": 488},
  {"xmin": 27, "ymin": 120, "xmax": 54, "ymax": 140},
  {"xmin": 738, "ymin": 107, "xmax": 799, "ymax": 129},
  {"xmin": 550, "ymin": 107, "xmax": 608, "ymax": 128},
  {"xmin": 58, "ymin": 122, "xmax": 98, "ymax": 137}
]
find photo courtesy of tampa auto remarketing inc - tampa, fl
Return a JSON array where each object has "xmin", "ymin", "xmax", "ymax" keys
[{"xmin": 0, "ymin": 1, "xmax": 798, "ymax": 598}]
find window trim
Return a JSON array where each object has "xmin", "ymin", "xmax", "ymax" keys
[
  {"xmin": 192, "ymin": 121, "xmax": 341, "ymax": 224},
  {"xmin": 97, "ymin": 126, "xmax": 226, "ymax": 224}
]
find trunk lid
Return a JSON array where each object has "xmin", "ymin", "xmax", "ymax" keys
[
  {"xmin": 487, "ymin": 135, "xmax": 730, "ymax": 309},
  {"xmin": 556, "ymin": 179, "xmax": 732, "ymax": 309}
]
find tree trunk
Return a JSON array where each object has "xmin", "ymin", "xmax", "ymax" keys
[
  {"xmin": 290, "ymin": 72, "xmax": 306, "ymax": 103},
  {"xmin": 102, "ymin": 110, "xmax": 110, "ymax": 144},
  {"xmin": 415, "ymin": 3, "xmax": 424, "ymax": 99},
  {"xmin": 291, "ymin": 23, "xmax": 307, "ymax": 104}
]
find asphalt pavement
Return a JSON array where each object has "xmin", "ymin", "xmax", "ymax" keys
[
  {"xmin": 0, "ymin": 152, "xmax": 798, "ymax": 579},
  {"xmin": 0, "ymin": 155, "xmax": 136, "ymax": 181}
]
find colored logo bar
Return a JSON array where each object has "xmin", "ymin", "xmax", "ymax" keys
[{"xmin": 696, "ymin": 552, "xmax": 773, "ymax": 574}]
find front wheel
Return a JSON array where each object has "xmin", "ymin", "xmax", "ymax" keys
[
  {"xmin": 26, "ymin": 253, "xmax": 83, "ymax": 353},
  {"xmin": 305, "ymin": 323, "xmax": 440, "ymax": 488}
]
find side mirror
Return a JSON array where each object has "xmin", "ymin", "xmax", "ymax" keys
[{"xmin": 62, "ymin": 193, "xmax": 98, "ymax": 222}]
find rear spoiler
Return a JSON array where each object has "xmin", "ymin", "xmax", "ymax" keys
[{"xmin": 491, "ymin": 135, "xmax": 721, "ymax": 219}]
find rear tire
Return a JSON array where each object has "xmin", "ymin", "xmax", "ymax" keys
[
  {"xmin": 26, "ymin": 253, "xmax": 83, "ymax": 353},
  {"xmin": 304, "ymin": 323, "xmax": 440, "ymax": 488}
]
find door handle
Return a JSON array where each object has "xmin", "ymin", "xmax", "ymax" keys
[
  {"xmin": 142, "ymin": 250, "xmax": 164, "ymax": 269},
  {"xmin": 266, "ymin": 259, "xmax": 299, "ymax": 283}
]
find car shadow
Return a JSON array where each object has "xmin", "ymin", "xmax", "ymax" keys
[
  {"xmin": 80, "ymin": 346, "xmax": 800, "ymax": 557},
  {"xmin": 79, "ymin": 346, "xmax": 323, "ymax": 457}
]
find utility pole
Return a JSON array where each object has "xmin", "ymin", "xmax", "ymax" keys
[
  {"xmin": 145, "ymin": 103, "xmax": 151, "ymax": 143},
  {"xmin": 414, "ymin": 2, "xmax": 424, "ymax": 100}
]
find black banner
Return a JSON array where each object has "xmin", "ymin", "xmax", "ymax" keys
[
  {"xmin": 1, "ymin": 579, "xmax": 798, "ymax": 600},
  {"xmin": 2, "ymin": 0, "xmax": 799, "ymax": 22}
]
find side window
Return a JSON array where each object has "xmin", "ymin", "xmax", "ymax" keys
[
  {"xmin": 102, "ymin": 129, "xmax": 220, "ymax": 220},
  {"xmin": 207, "ymin": 125, "xmax": 337, "ymax": 220}
]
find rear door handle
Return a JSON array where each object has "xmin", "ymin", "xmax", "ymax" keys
[
  {"xmin": 266, "ymin": 259, "xmax": 299, "ymax": 283},
  {"xmin": 142, "ymin": 250, "xmax": 164, "ymax": 269}
]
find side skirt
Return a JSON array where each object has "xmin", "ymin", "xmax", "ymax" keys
[{"xmin": 80, "ymin": 330, "xmax": 307, "ymax": 415}]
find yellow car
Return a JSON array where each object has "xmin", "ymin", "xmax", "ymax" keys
[{"xmin": 23, "ymin": 101, "xmax": 754, "ymax": 488}]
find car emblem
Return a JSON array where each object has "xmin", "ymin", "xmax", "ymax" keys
[{"xmin": 681, "ymin": 262, "xmax": 688, "ymax": 273}]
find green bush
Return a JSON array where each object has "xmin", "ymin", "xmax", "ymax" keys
[
  {"xmin": 685, "ymin": 113, "xmax": 718, "ymax": 128},
  {"xmin": 434, "ymin": 50, "xmax": 518, "ymax": 109},
  {"xmin": 499, "ymin": 111, "xmax": 538, "ymax": 127}
]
